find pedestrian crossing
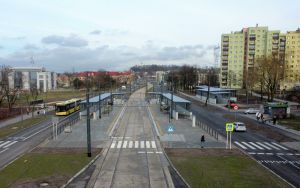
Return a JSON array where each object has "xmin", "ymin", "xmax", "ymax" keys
[
  {"xmin": 234, "ymin": 141, "xmax": 289, "ymax": 151},
  {"xmin": 0, "ymin": 140, "xmax": 18, "ymax": 149},
  {"xmin": 110, "ymin": 140, "xmax": 157, "ymax": 149}
]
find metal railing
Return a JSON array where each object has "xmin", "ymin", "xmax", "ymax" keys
[
  {"xmin": 51, "ymin": 112, "xmax": 80, "ymax": 139},
  {"xmin": 195, "ymin": 121, "xmax": 219, "ymax": 140}
]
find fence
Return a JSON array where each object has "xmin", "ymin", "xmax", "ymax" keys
[
  {"xmin": 51, "ymin": 112, "xmax": 80, "ymax": 139},
  {"xmin": 195, "ymin": 120, "xmax": 219, "ymax": 140}
]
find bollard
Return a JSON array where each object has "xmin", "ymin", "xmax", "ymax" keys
[{"xmin": 192, "ymin": 115, "xmax": 196, "ymax": 127}]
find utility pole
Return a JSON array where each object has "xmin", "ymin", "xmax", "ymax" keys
[
  {"xmin": 86, "ymin": 90, "xmax": 92, "ymax": 157},
  {"xmin": 169, "ymin": 72, "xmax": 174, "ymax": 122},
  {"xmin": 98, "ymin": 82, "xmax": 101, "ymax": 119}
]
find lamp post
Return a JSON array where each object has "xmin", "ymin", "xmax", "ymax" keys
[
  {"xmin": 169, "ymin": 72, "xmax": 174, "ymax": 123},
  {"xmin": 98, "ymin": 82, "xmax": 101, "ymax": 119},
  {"xmin": 86, "ymin": 90, "xmax": 92, "ymax": 157}
]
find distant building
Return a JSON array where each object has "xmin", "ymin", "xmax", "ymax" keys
[
  {"xmin": 155, "ymin": 71, "xmax": 166, "ymax": 83},
  {"xmin": 7, "ymin": 67, "xmax": 57, "ymax": 92}
]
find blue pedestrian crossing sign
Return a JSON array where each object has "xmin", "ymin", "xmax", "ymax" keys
[{"xmin": 167, "ymin": 124, "xmax": 175, "ymax": 133}]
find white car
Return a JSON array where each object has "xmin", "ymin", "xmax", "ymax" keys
[
  {"xmin": 233, "ymin": 122, "xmax": 247, "ymax": 132},
  {"xmin": 244, "ymin": 108, "xmax": 260, "ymax": 114}
]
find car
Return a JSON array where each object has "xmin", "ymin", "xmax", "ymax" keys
[
  {"xmin": 233, "ymin": 122, "xmax": 247, "ymax": 132},
  {"xmin": 244, "ymin": 108, "xmax": 260, "ymax": 114}
]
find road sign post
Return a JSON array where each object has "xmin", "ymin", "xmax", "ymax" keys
[
  {"xmin": 233, "ymin": 106, "xmax": 238, "ymax": 121},
  {"xmin": 226, "ymin": 123, "xmax": 234, "ymax": 149}
]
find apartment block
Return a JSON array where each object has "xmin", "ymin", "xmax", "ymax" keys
[
  {"xmin": 220, "ymin": 25, "xmax": 287, "ymax": 89},
  {"xmin": 284, "ymin": 29, "xmax": 300, "ymax": 89}
]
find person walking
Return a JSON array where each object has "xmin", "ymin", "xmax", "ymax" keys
[{"xmin": 201, "ymin": 135, "xmax": 205, "ymax": 148}]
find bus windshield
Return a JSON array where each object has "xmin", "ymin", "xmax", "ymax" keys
[{"xmin": 56, "ymin": 105, "xmax": 66, "ymax": 112}]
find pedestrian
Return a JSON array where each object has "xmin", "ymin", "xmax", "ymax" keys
[
  {"xmin": 256, "ymin": 112, "xmax": 260, "ymax": 121},
  {"xmin": 201, "ymin": 135, "xmax": 205, "ymax": 148},
  {"xmin": 273, "ymin": 115, "xmax": 277, "ymax": 125}
]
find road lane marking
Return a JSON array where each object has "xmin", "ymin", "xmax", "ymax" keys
[
  {"xmin": 256, "ymin": 142, "xmax": 272, "ymax": 150},
  {"xmin": 147, "ymin": 151, "xmax": 154, "ymax": 154},
  {"xmin": 266, "ymin": 153, "xmax": 273, "ymax": 155},
  {"xmin": 249, "ymin": 142, "xmax": 264, "ymax": 150},
  {"xmin": 23, "ymin": 125, "xmax": 51, "ymax": 141},
  {"xmin": 117, "ymin": 141, "xmax": 122, "ymax": 149},
  {"xmin": 151, "ymin": 141, "xmax": 156, "ymax": 148},
  {"xmin": 140, "ymin": 141, "xmax": 145, "ymax": 148},
  {"xmin": 135, "ymin": 141, "xmax": 139, "ymax": 148},
  {"xmin": 128, "ymin": 141, "xmax": 133, "ymax": 148},
  {"xmin": 0, "ymin": 141, "xmax": 11, "ymax": 148},
  {"xmin": 3, "ymin": 141, "xmax": 17, "ymax": 148},
  {"xmin": 248, "ymin": 152, "xmax": 256, "ymax": 155},
  {"xmin": 241, "ymin": 142, "xmax": 256, "ymax": 150},
  {"xmin": 155, "ymin": 151, "xmax": 163, "ymax": 154},
  {"xmin": 276, "ymin": 153, "xmax": 284, "ymax": 155},
  {"xmin": 0, "ymin": 141, "xmax": 3, "ymax": 144},
  {"xmin": 257, "ymin": 153, "xmax": 264, "ymax": 155},
  {"xmin": 271, "ymin": 142, "xmax": 289, "ymax": 150},
  {"xmin": 111, "ymin": 141, "xmax": 116, "ymax": 148},
  {"xmin": 138, "ymin": 151, "xmax": 145, "ymax": 154},
  {"xmin": 146, "ymin": 141, "xmax": 150, "ymax": 148},
  {"xmin": 122, "ymin": 141, "xmax": 128, "ymax": 148},
  {"xmin": 234, "ymin": 141, "xmax": 247, "ymax": 150},
  {"xmin": 264, "ymin": 142, "xmax": 280, "ymax": 150},
  {"xmin": 0, "ymin": 148, "xmax": 9, "ymax": 154}
]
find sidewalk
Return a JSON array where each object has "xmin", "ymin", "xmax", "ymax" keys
[
  {"xmin": 180, "ymin": 92, "xmax": 300, "ymax": 140},
  {"xmin": 150, "ymin": 101, "xmax": 226, "ymax": 149},
  {"xmin": 251, "ymin": 92, "xmax": 300, "ymax": 105},
  {"xmin": 0, "ymin": 106, "xmax": 54, "ymax": 129},
  {"xmin": 44, "ymin": 103, "xmax": 123, "ymax": 149}
]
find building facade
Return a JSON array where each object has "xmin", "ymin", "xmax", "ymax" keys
[
  {"xmin": 220, "ymin": 25, "xmax": 300, "ymax": 90},
  {"xmin": 7, "ymin": 67, "xmax": 57, "ymax": 92},
  {"xmin": 284, "ymin": 29, "xmax": 300, "ymax": 89}
]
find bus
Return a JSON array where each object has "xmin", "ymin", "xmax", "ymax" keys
[{"xmin": 55, "ymin": 98, "xmax": 81, "ymax": 116}]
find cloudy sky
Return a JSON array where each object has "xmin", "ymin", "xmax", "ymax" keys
[{"xmin": 0, "ymin": 0, "xmax": 299, "ymax": 72}]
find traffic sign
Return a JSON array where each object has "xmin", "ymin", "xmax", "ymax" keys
[
  {"xmin": 167, "ymin": 124, "xmax": 175, "ymax": 133},
  {"xmin": 233, "ymin": 106, "xmax": 238, "ymax": 110},
  {"xmin": 226, "ymin": 123, "xmax": 234, "ymax": 132}
]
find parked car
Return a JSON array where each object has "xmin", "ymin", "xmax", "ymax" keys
[
  {"xmin": 226, "ymin": 100, "xmax": 238, "ymax": 109},
  {"xmin": 233, "ymin": 122, "xmax": 247, "ymax": 132},
  {"xmin": 244, "ymin": 108, "xmax": 260, "ymax": 114}
]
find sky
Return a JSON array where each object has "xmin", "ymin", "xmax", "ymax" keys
[{"xmin": 0, "ymin": 0, "xmax": 299, "ymax": 72}]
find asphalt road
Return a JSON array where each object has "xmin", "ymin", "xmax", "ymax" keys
[
  {"xmin": 88, "ymin": 88, "xmax": 173, "ymax": 188},
  {"xmin": 180, "ymin": 93, "xmax": 300, "ymax": 187}
]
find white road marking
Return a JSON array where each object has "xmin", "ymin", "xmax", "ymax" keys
[
  {"xmin": 128, "ymin": 141, "xmax": 133, "ymax": 148},
  {"xmin": 234, "ymin": 141, "xmax": 247, "ymax": 150},
  {"xmin": 256, "ymin": 142, "xmax": 272, "ymax": 150},
  {"xmin": 151, "ymin": 141, "xmax": 156, "ymax": 148},
  {"xmin": 296, "ymin": 154, "xmax": 300, "ymax": 156},
  {"xmin": 0, "ymin": 141, "xmax": 3, "ymax": 144},
  {"xmin": 3, "ymin": 141, "xmax": 17, "ymax": 148},
  {"xmin": 122, "ymin": 141, "xmax": 128, "ymax": 148},
  {"xmin": 140, "ymin": 141, "xmax": 145, "ymax": 148},
  {"xmin": 277, "ymin": 153, "xmax": 284, "ymax": 155},
  {"xmin": 135, "ymin": 141, "xmax": 139, "ymax": 148},
  {"xmin": 287, "ymin": 153, "xmax": 294, "ymax": 156},
  {"xmin": 0, "ymin": 141, "xmax": 11, "ymax": 148},
  {"xmin": 117, "ymin": 141, "xmax": 122, "ymax": 149},
  {"xmin": 257, "ymin": 153, "xmax": 264, "ymax": 155},
  {"xmin": 23, "ymin": 125, "xmax": 51, "ymax": 141},
  {"xmin": 249, "ymin": 142, "xmax": 264, "ymax": 150},
  {"xmin": 264, "ymin": 142, "xmax": 280, "ymax": 150},
  {"xmin": 146, "ymin": 141, "xmax": 150, "ymax": 148},
  {"xmin": 0, "ymin": 148, "xmax": 9, "ymax": 154},
  {"xmin": 111, "ymin": 141, "xmax": 116, "ymax": 148},
  {"xmin": 248, "ymin": 152, "xmax": 256, "ymax": 155},
  {"xmin": 155, "ymin": 151, "xmax": 163, "ymax": 154},
  {"xmin": 147, "ymin": 151, "xmax": 154, "ymax": 154},
  {"xmin": 266, "ymin": 153, "xmax": 274, "ymax": 155},
  {"xmin": 271, "ymin": 142, "xmax": 289, "ymax": 150},
  {"xmin": 241, "ymin": 142, "xmax": 256, "ymax": 150},
  {"xmin": 138, "ymin": 151, "xmax": 145, "ymax": 154}
]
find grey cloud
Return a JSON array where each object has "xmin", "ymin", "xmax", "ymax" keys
[
  {"xmin": 41, "ymin": 34, "xmax": 88, "ymax": 47},
  {"xmin": 90, "ymin": 30, "xmax": 102, "ymax": 35},
  {"xmin": 23, "ymin": 44, "xmax": 39, "ymax": 50},
  {"xmin": 1, "ymin": 43, "xmax": 212, "ymax": 72}
]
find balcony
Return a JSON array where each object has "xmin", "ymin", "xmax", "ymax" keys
[
  {"xmin": 249, "ymin": 50, "xmax": 255, "ymax": 55},
  {"xmin": 222, "ymin": 47, "xmax": 229, "ymax": 51},
  {"xmin": 249, "ymin": 34, "xmax": 256, "ymax": 41}
]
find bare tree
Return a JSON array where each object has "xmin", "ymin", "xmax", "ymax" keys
[
  {"xmin": 24, "ymin": 86, "xmax": 40, "ymax": 117},
  {"xmin": 256, "ymin": 55, "xmax": 284, "ymax": 102}
]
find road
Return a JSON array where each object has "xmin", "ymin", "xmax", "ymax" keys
[
  {"xmin": 88, "ymin": 88, "xmax": 173, "ymax": 188},
  {"xmin": 180, "ymin": 93, "xmax": 300, "ymax": 187}
]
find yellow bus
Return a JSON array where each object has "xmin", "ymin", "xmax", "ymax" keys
[{"xmin": 55, "ymin": 98, "xmax": 81, "ymax": 116}]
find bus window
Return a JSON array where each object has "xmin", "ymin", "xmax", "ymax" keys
[{"xmin": 56, "ymin": 106, "xmax": 66, "ymax": 112}]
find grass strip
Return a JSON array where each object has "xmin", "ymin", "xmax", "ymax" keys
[
  {"xmin": 167, "ymin": 149, "xmax": 291, "ymax": 188},
  {"xmin": 0, "ymin": 150, "xmax": 94, "ymax": 187}
]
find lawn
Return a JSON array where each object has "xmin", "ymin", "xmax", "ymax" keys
[
  {"xmin": 167, "ymin": 148, "xmax": 291, "ymax": 188},
  {"xmin": 0, "ymin": 148, "xmax": 100, "ymax": 187},
  {"xmin": 0, "ymin": 116, "xmax": 49, "ymax": 139},
  {"xmin": 279, "ymin": 116, "xmax": 300, "ymax": 131}
]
